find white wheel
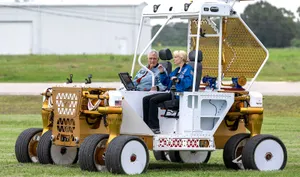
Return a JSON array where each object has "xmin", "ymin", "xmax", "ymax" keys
[
  {"xmin": 179, "ymin": 151, "xmax": 211, "ymax": 164},
  {"xmin": 242, "ymin": 134, "xmax": 287, "ymax": 171},
  {"xmin": 121, "ymin": 140, "xmax": 147, "ymax": 174},
  {"xmin": 105, "ymin": 136, "xmax": 149, "ymax": 175},
  {"xmin": 51, "ymin": 145, "xmax": 78, "ymax": 165}
]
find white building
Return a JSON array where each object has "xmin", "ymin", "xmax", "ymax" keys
[{"xmin": 0, "ymin": 0, "xmax": 151, "ymax": 55}]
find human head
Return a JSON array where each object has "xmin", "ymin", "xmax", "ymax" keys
[
  {"xmin": 173, "ymin": 50, "xmax": 187, "ymax": 66},
  {"xmin": 147, "ymin": 50, "xmax": 159, "ymax": 68}
]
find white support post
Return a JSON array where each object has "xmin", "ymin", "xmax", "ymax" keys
[
  {"xmin": 187, "ymin": 19, "xmax": 191, "ymax": 54},
  {"xmin": 130, "ymin": 16, "xmax": 144, "ymax": 77},
  {"xmin": 137, "ymin": 16, "xmax": 172, "ymax": 87},
  {"xmin": 191, "ymin": 14, "xmax": 202, "ymax": 133},
  {"xmin": 192, "ymin": 17, "xmax": 201, "ymax": 93},
  {"xmin": 217, "ymin": 17, "xmax": 223, "ymax": 91}
]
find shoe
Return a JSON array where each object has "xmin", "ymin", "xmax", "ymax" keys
[{"xmin": 151, "ymin": 128, "xmax": 161, "ymax": 134}]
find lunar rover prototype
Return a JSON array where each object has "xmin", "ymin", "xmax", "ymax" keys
[{"xmin": 15, "ymin": 0, "xmax": 287, "ymax": 174}]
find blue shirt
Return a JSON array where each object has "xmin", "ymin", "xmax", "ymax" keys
[
  {"xmin": 133, "ymin": 64, "xmax": 167, "ymax": 91},
  {"xmin": 160, "ymin": 64, "xmax": 193, "ymax": 92}
]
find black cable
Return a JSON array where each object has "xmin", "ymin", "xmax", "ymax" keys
[
  {"xmin": 3, "ymin": 5, "xmax": 151, "ymax": 26},
  {"xmin": 45, "ymin": 7, "xmax": 138, "ymax": 20},
  {"xmin": 209, "ymin": 99, "xmax": 218, "ymax": 116}
]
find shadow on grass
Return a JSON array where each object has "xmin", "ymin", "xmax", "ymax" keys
[{"xmin": 148, "ymin": 162, "xmax": 227, "ymax": 171}]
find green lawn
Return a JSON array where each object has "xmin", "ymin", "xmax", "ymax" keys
[
  {"xmin": 0, "ymin": 48, "xmax": 299, "ymax": 82},
  {"xmin": 0, "ymin": 96, "xmax": 299, "ymax": 176},
  {"xmin": 259, "ymin": 48, "xmax": 300, "ymax": 81}
]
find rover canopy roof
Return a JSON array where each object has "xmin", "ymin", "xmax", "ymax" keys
[{"xmin": 191, "ymin": 17, "xmax": 267, "ymax": 78}]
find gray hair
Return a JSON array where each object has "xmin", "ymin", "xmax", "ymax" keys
[{"xmin": 148, "ymin": 50, "xmax": 159, "ymax": 59}]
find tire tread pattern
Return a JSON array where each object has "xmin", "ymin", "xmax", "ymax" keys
[
  {"xmin": 15, "ymin": 128, "xmax": 43, "ymax": 163},
  {"xmin": 223, "ymin": 133, "xmax": 250, "ymax": 169},
  {"xmin": 79, "ymin": 134, "xmax": 108, "ymax": 171},
  {"xmin": 37, "ymin": 130, "xmax": 53, "ymax": 164}
]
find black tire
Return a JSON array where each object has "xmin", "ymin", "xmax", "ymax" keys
[
  {"xmin": 169, "ymin": 151, "xmax": 182, "ymax": 163},
  {"xmin": 37, "ymin": 130, "xmax": 53, "ymax": 164},
  {"xmin": 242, "ymin": 134, "xmax": 287, "ymax": 171},
  {"xmin": 153, "ymin": 151, "xmax": 167, "ymax": 161},
  {"xmin": 223, "ymin": 133, "xmax": 250, "ymax": 169},
  {"xmin": 105, "ymin": 135, "xmax": 149, "ymax": 174},
  {"xmin": 15, "ymin": 128, "xmax": 43, "ymax": 163},
  {"xmin": 79, "ymin": 134, "xmax": 108, "ymax": 171},
  {"xmin": 73, "ymin": 149, "xmax": 79, "ymax": 164}
]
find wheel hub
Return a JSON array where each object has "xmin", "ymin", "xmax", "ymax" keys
[
  {"xmin": 60, "ymin": 147, "xmax": 67, "ymax": 155},
  {"xmin": 265, "ymin": 152, "xmax": 273, "ymax": 161},
  {"xmin": 130, "ymin": 154, "xmax": 137, "ymax": 162}
]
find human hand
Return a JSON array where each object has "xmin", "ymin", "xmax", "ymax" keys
[
  {"xmin": 171, "ymin": 76, "xmax": 179, "ymax": 83},
  {"xmin": 150, "ymin": 86, "xmax": 157, "ymax": 91},
  {"xmin": 158, "ymin": 64, "xmax": 164, "ymax": 73}
]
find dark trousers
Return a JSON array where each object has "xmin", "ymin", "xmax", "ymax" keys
[{"xmin": 143, "ymin": 93, "xmax": 171, "ymax": 129}]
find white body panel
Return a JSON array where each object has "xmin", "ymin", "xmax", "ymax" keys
[
  {"xmin": 153, "ymin": 91, "xmax": 234, "ymax": 151},
  {"xmin": 120, "ymin": 99, "xmax": 154, "ymax": 135},
  {"xmin": 121, "ymin": 91, "xmax": 159, "ymax": 118},
  {"xmin": 120, "ymin": 90, "xmax": 234, "ymax": 151},
  {"xmin": 177, "ymin": 92, "xmax": 234, "ymax": 135},
  {"xmin": 249, "ymin": 91, "xmax": 263, "ymax": 107},
  {"xmin": 120, "ymin": 90, "xmax": 164, "ymax": 135}
]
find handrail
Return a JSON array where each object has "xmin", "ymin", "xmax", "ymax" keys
[{"xmin": 137, "ymin": 16, "xmax": 172, "ymax": 87}]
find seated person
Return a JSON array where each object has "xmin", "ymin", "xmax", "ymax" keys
[
  {"xmin": 142, "ymin": 50, "xmax": 194, "ymax": 133},
  {"xmin": 133, "ymin": 50, "xmax": 167, "ymax": 91}
]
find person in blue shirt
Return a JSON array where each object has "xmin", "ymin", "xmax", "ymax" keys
[
  {"xmin": 142, "ymin": 50, "xmax": 194, "ymax": 133},
  {"xmin": 133, "ymin": 50, "xmax": 167, "ymax": 91}
]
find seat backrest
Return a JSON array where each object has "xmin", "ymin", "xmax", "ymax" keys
[
  {"xmin": 159, "ymin": 48, "xmax": 173, "ymax": 74},
  {"xmin": 188, "ymin": 50, "xmax": 203, "ymax": 91},
  {"xmin": 160, "ymin": 62, "xmax": 172, "ymax": 75}
]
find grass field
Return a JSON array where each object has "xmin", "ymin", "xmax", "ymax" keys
[
  {"xmin": 0, "ymin": 48, "xmax": 299, "ymax": 82},
  {"xmin": 0, "ymin": 96, "xmax": 299, "ymax": 176}
]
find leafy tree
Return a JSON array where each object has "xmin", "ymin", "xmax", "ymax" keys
[
  {"xmin": 152, "ymin": 22, "xmax": 188, "ymax": 46},
  {"xmin": 241, "ymin": 1, "xmax": 296, "ymax": 47},
  {"xmin": 292, "ymin": 6, "xmax": 300, "ymax": 46},
  {"xmin": 291, "ymin": 38, "xmax": 300, "ymax": 47}
]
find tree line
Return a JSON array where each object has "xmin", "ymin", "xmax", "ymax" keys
[{"xmin": 152, "ymin": 1, "xmax": 300, "ymax": 48}]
